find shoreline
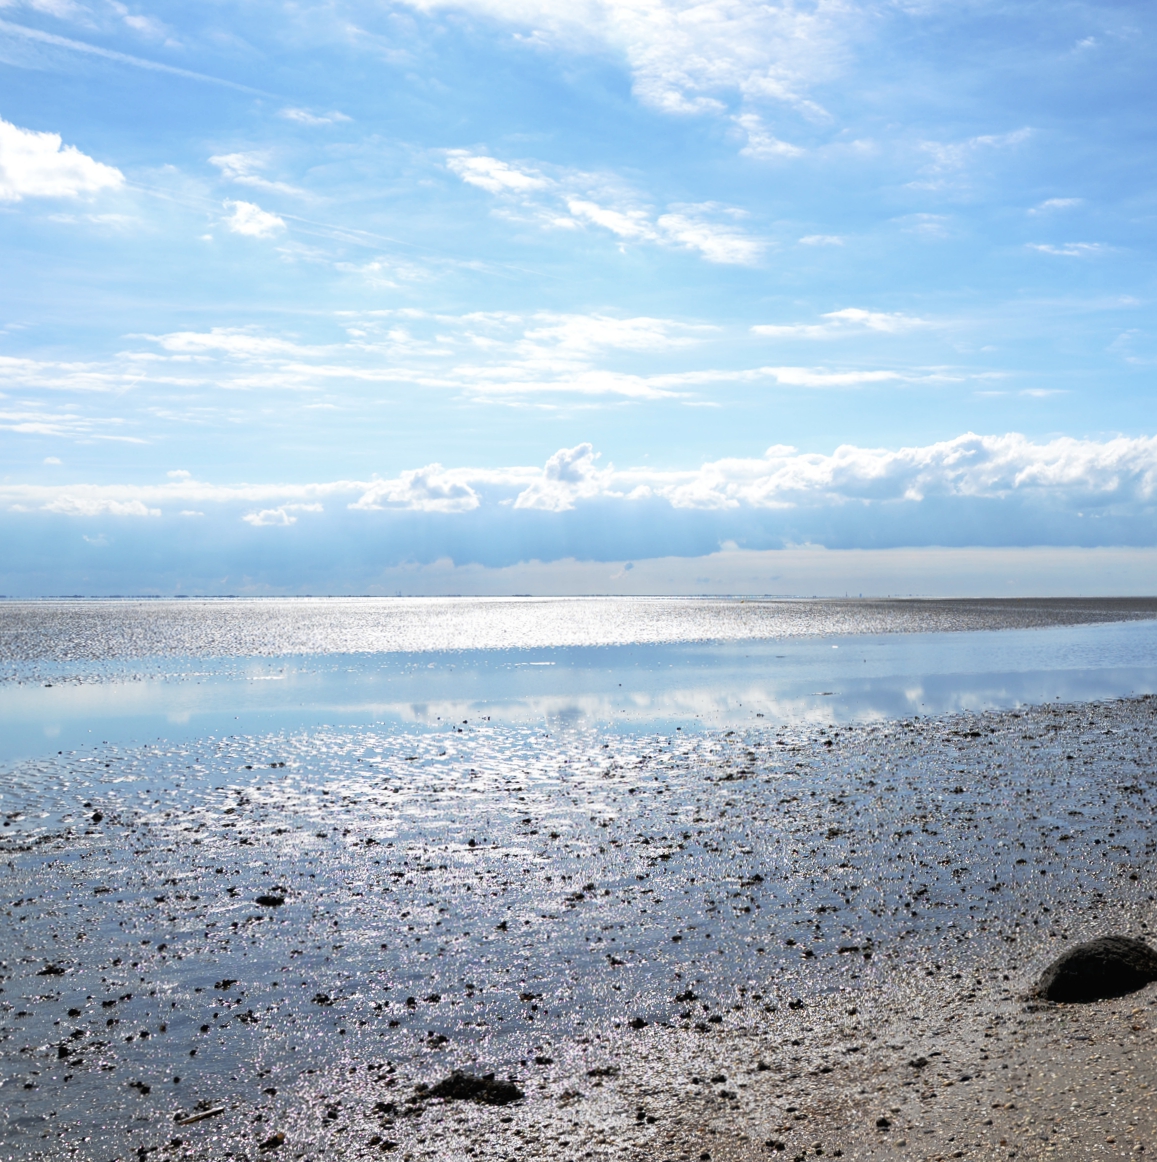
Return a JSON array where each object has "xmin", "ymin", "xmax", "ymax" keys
[{"xmin": 1, "ymin": 695, "xmax": 1155, "ymax": 1160}]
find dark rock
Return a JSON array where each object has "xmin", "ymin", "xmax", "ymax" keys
[
  {"xmin": 37, "ymin": 964, "xmax": 65, "ymax": 976},
  {"xmin": 259, "ymin": 1131, "xmax": 285, "ymax": 1150},
  {"xmin": 255, "ymin": 894, "xmax": 285, "ymax": 907},
  {"xmin": 628, "ymin": 1016, "xmax": 648, "ymax": 1029},
  {"xmin": 1034, "ymin": 935, "xmax": 1157, "ymax": 1002},
  {"xmin": 426, "ymin": 1071, "xmax": 524, "ymax": 1105},
  {"xmin": 875, "ymin": 1117, "xmax": 891, "ymax": 1130}
]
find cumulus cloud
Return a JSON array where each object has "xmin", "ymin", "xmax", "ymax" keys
[
  {"xmin": 0, "ymin": 116, "xmax": 123, "ymax": 202},
  {"xmin": 223, "ymin": 199, "xmax": 286, "ymax": 238},
  {"xmin": 242, "ymin": 503, "xmax": 323, "ymax": 526},
  {"xmin": 4, "ymin": 434, "xmax": 1156, "ymax": 530},
  {"xmin": 513, "ymin": 443, "xmax": 613, "ymax": 511},
  {"xmin": 445, "ymin": 152, "xmax": 764, "ymax": 264},
  {"xmin": 351, "ymin": 465, "xmax": 481, "ymax": 513}
]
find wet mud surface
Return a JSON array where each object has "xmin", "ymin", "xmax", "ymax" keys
[
  {"xmin": 4, "ymin": 596, "xmax": 1157, "ymax": 682},
  {"xmin": 2, "ymin": 696, "xmax": 1156, "ymax": 1161}
]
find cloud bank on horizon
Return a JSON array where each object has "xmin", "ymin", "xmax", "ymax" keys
[{"xmin": 0, "ymin": 0, "xmax": 1155, "ymax": 592}]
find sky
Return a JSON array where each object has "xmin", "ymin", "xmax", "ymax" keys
[{"xmin": 0, "ymin": 0, "xmax": 1155, "ymax": 594}]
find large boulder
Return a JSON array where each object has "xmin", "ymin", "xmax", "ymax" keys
[{"xmin": 1035, "ymin": 935, "xmax": 1157, "ymax": 1003}]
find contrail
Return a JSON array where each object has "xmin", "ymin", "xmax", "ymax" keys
[{"xmin": 0, "ymin": 18, "xmax": 272, "ymax": 96}]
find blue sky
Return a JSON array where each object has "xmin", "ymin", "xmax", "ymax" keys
[{"xmin": 1, "ymin": 0, "xmax": 1155, "ymax": 593}]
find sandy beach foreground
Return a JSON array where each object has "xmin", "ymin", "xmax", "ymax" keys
[{"xmin": 2, "ymin": 695, "xmax": 1155, "ymax": 1161}]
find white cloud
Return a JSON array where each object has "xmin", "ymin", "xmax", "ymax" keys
[
  {"xmin": 44, "ymin": 496, "xmax": 160, "ymax": 517},
  {"xmin": 149, "ymin": 327, "xmax": 316, "ymax": 358},
  {"xmin": 446, "ymin": 152, "xmax": 763, "ymax": 264},
  {"xmin": 6, "ymin": 433, "xmax": 1157, "ymax": 523},
  {"xmin": 446, "ymin": 150, "xmax": 551, "ymax": 194},
  {"xmin": 280, "ymin": 107, "xmax": 351, "ymax": 126},
  {"xmin": 799, "ymin": 234, "xmax": 843, "ymax": 246},
  {"xmin": 0, "ymin": 116, "xmax": 123, "ymax": 202},
  {"xmin": 761, "ymin": 366, "xmax": 903, "ymax": 387},
  {"xmin": 43, "ymin": 455, "xmax": 61, "ymax": 465},
  {"xmin": 656, "ymin": 208, "xmax": 764, "ymax": 265},
  {"xmin": 734, "ymin": 112, "xmax": 804, "ymax": 159},
  {"xmin": 351, "ymin": 465, "xmax": 480, "ymax": 513},
  {"xmin": 223, "ymin": 200, "xmax": 286, "ymax": 238},
  {"xmin": 513, "ymin": 443, "xmax": 613, "ymax": 511},
  {"xmin": 242, "ymin": 502, "xmax": 323, "ymax": 526}
]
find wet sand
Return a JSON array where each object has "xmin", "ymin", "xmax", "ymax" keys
[
  {"xmin": 5, "ymin": 596, "xmax": 1157, "ymax": 677},
  {"xmin": 2, "ymin": 695, "xmax": 1156, "ymax": 1161}
]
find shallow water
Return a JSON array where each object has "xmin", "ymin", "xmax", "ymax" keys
[{"xmin": 2, "ymin": 617, "xmax": 1157, "ymax": 763}]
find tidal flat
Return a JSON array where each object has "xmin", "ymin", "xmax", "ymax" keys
[{"xmin": 2, "ymin": 696, "xmax": 1156, "ymax": 1162}]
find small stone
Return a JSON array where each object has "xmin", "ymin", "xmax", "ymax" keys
[{"xmin": 426, "ymin": 1071, "xmax": 523, "ymax": 1105}]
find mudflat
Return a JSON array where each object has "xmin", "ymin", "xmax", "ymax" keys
[{"xmin": 2, "ymin": 695, "xmax": 1155, "ymax": 1161}]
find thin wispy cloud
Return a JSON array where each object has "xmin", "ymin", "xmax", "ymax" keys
[
  {"xmin": 0, "ymin": 17, "xmax": 270, "ymax": 93},
  {"xmin": 1027, "ymin": 242, "xmax": 1106, "ymax": 257},
  {"xmin": 279, "ymin": 108, "xmax": 351, "ymax": 126},
  {"xmin": 399, "ymin": 0, "xmax": 849, "ymax": 121},
  {"xmin": 753, "ymin": 308, "xmax": 929, "ymax": 339},
  {"xmin": 446, "ymin": 151, "xmax": 765, "ymax": 264},
  {"xmin": 210, "ymin": 152, "xmax": 308, "ymax": 197},
  {"xmin": 1029, "ymin": 197, "xmax": 1083, "ymax": 214}
]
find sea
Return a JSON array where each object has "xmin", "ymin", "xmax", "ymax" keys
[{"xmin": 2, "ymin": 596, "xmax": 1157, "ymax": 763}]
